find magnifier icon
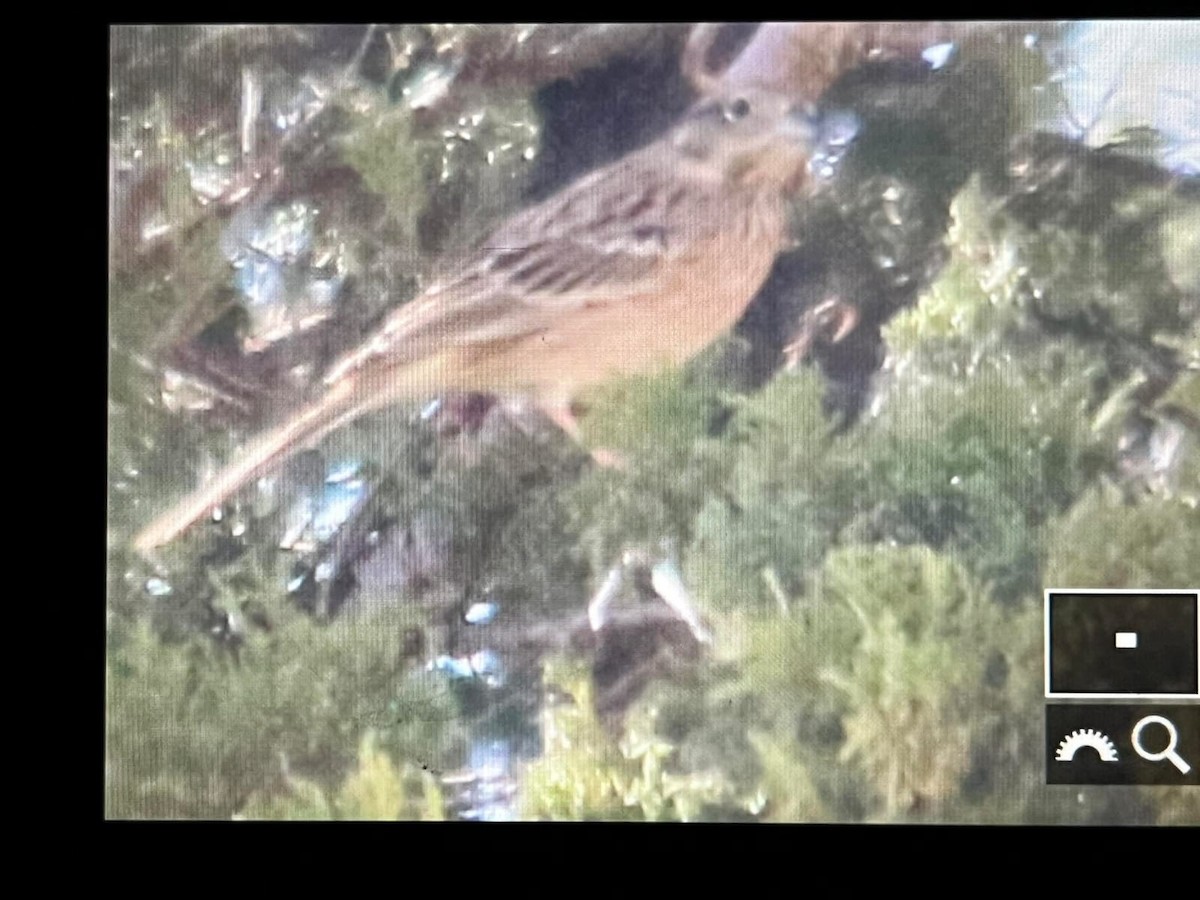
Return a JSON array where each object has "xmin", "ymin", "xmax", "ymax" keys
[{"xmin": 1132, "ymin": 715, "xmax": 1192, "ymax": 775}]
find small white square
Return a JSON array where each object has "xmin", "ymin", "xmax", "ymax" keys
[{"xmin": 1115, "ymin": 631, "xmax": 1138, "ymax": 649}]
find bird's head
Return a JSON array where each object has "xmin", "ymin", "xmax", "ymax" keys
[{"xmin": 671, "ymin": 87, "xmax": 818, "ymax": 192}]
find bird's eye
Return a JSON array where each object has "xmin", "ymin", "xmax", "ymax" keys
[{"xmin": 725, "ymin": 98, "xmax": 751, "ymax": 121}]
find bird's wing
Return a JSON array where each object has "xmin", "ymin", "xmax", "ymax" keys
[{"xmin": 323, "ymin": 152, "xmax": 714, "ymax": 386}]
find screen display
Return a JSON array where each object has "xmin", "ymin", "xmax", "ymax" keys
[{"xmin": 107, "ymin": 22, "xmax": 1199, "ymax": 822}]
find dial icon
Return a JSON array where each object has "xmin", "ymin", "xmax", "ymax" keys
[{"xmin": 1055, "ymin": 728, "xmax": 1119, "ymax": 763}]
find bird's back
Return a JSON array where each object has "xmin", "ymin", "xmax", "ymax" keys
[{"xmin": 321, "ymin": 142, "xmax": 784, "ymax": 401}]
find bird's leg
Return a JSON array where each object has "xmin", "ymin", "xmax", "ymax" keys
[
  {"xmin": 782, "ymin": 296, "xmax": 861, "ymax": 370},
  {"xmin": 540, "ymin": 401, "xmax": 584, "ymax": 442},
  {"xmin": 539, "ymin": 401, "xmax": 628, "ymax": 470}
]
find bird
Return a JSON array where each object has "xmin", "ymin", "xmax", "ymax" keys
[{"xmin": 131, "ymin": 83, "xmax": 820, "ymax": 555}]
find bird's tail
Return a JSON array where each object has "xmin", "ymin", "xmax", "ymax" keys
[{"xmin": 131, "ymin": 379, "xmax": 363, "ymax": 556}]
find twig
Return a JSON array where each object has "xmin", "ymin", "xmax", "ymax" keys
[
  {"xmin": 343, "ymin": 24, "xmax": 379, "ymax": 87},
  {"xmin": 761, "ymin": 567, "xmax": 791, "ymax": 616}
]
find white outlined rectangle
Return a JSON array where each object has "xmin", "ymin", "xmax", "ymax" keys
[{"xmin": 1044, "ymin": 589, "xmax": 1200, "ymax": 700}]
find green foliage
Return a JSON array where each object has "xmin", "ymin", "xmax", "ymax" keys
[
  {"xmin": 701, "ymin": 607, "xmax": 860, "ymax": 817},
  {"xmin": 746, "ymin": 731, "xmax": 828, "ymax": 822},
  {"xmin": 109, "ymin": 26, "xmax": 1200, "ymax": 825},
  {"xmin": 687, "ymin": 369, "xmax": 851, "ymax": 611},
  {"xmin": 1148, "ymin": 370, "xmax": 1200, "ymax": 508},
  {"xmin": 1160, "ymin": 369, "xmax": 1200, "ymax": 420},
  {"xmin": 1045, "ymin": 487, "xmax": 1200, "ymax": 589},
  {"xmin": 106, "ymin": 609, "xmax": 464, "ymax": 819},
  {"xmin": 639, "ymin": 548, "xmax": 1049, "ymax": 823},
  {"xmin": 881, "ymin": 253, "xmax": 1019, "ymax": 352},
  {"xmin": 335, "ymin": 732, "xmax": 410, "ymax": 819},
  {"xmin": 238, "ymin": 732, "xmax": 446, "ymax": 820},
  {"xmin": 956, "ymin": 168, "xmax": 1187, "ymax": 341},
  {"xmin": 487, "ymin": 484, "xmax": 592, "ymax": 619},
  {"xmin": 963, "ymin": 172, "xmax": 1189, "ymax": 359},
  {"xmin": 109, "ymin": 216, "xmax": 232, "ymax": 357},
  {"xmin": 518, "ymin": 659, "xmax": 745, "ymax": 821},
  {"xmin": 337, "ymin": 103, "xmax": 428, "ymax": 247},
  {"xmin": 237, "ymin": 774, "xmax": 336, "ymax": 821},
  {"xmin": 857, "ymin": 344, "xmax": 1107, "ymax": 600},
  {"xmin": 338, "ymin": 85, "xmax": 539, "ymax": 262},
  {"xmin": 1160, "ymin": 201, "xmax": 1200, "ymax": 296},
  {"xmin": 570, "ymin": 369, "xmax": 736, "ymax": 569},
  {"xmin": 864, "ymin": 178, "xmax": 1136, "ymax": 599},
  {"xmin": 687, "ymin": 256, "xmax": 1110, "ymax": 609},
  {"xmin": 517, "ymin": 659, "xmax": 632, "ymax": 820},
  {"xmin": 816, "ymin": 547, "xmax": 1020, "ymax": 819}
]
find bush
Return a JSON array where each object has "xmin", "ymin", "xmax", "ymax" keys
[{"xmin": 106, "ymin": 608, "xmax": 463, "ymax": 819}]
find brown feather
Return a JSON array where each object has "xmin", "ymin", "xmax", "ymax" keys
[{"xmin": 132, "ymin": 81, "xmax": 808, "ymax": 554}]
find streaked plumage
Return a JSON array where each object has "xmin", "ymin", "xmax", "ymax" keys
[{"xmin": 132, "ymin": 85, "xmax": 817, "ymax": 554}]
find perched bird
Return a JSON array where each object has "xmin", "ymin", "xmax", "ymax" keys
[{"xmin": 132, "ymin": 84, "xmax": 819, "ymax": 554}]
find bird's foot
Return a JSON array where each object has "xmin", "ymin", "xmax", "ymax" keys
[
  {"xmin": 783, "ymin": 297, "xmax": 860, "ymax": 370},
  {"xmin": 540, "ymin": 402, "xmax": 629, "ymax": 470}
]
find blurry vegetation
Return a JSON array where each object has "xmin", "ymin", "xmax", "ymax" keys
[
  {"xmin": 1045, "ymin": 489, "xmax": 1200, "ymax": 589},
  {"xmin": 336, "ymin": 103, "xmax": 428, "ymax": 262},
  {"xmin": 109, "ymin": 25, "xmax": 1199, "ymax": 823},
  {"xmin": 518, "ymin": 658, "xmax": 743, "ymax": 821},
  {"xmin": 236, "ymin": 732, "xmax": 447, "ymax": 820},
  {"xmin": 106, "ymin": 608, "xmax": 463, "ymax": 819},
  {"xmin": 571, "ymin": 368, "xmax": 737, "ymax": 569}
]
